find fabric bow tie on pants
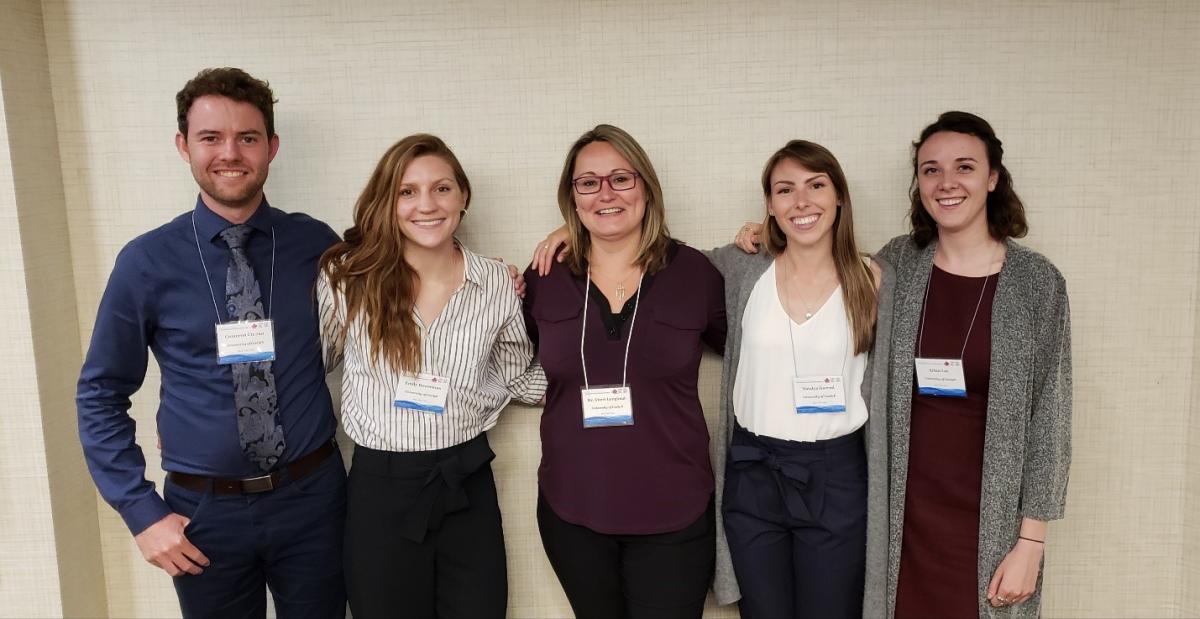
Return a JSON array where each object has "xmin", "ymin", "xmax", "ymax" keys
[
  {"xmin": 397, "ymin": 434, "xmax": 496, "ymax": 543},
  {"xmin": 729, "ymin": 442, "xmax": 826, "ymax": 523}
]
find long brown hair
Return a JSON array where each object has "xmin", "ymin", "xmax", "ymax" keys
[
  {"xmin": 908, "ymin": 111, "xmax": 1027, "ymax": 247},
  {"xmin": 319, "ymin": 134, "xmax": 471, "ymax": 373},
  {"xmin": 556, "ymin": 124, "xmax": 672, "ymax": 276},
  {"xmin": 760, "ymin": 140, "xmax": 877, "ymax": 354}
]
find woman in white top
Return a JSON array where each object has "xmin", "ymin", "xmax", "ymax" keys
[
  {"xmin": 720, "ymin": 140, "xmax": 882, "ymax": 619},
  {"xmin": 318, "ymin": 134, "xmax": 545, "ymax": 618}
]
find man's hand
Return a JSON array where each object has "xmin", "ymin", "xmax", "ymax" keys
[{"xmin": 134, "ymin": 513, "xmax": 210, "ymax": 576}]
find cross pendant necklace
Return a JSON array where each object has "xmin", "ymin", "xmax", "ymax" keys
[{"xmin": 606, "ymin": 268, "xmax": 637, "ymax": 303}]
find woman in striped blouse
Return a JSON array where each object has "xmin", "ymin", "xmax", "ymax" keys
[{"xmin": 317, "ymin": 134, "xmax": 545, "ymax": 618}]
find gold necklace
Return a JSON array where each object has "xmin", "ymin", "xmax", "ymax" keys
[
  {"xmin": 596, "ymin": 266, "xmax": 639, "ymax": 302},
  {"xmin": 782, "ymin": 260, "xmax": 832, "ymax": 322}
]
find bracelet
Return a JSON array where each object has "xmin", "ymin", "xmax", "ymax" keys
[{"xmin": 1018, "ymin": 535, "xmax": 1045, "ymax": 544}]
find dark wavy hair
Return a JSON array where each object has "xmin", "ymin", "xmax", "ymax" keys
[
  {"xmin": 176, "ymin": 68, "xmax": 277, "ymax": 138},
  {"xmin": 908, "ymin": 111, "xmax": 1027, "ymax": 247}
]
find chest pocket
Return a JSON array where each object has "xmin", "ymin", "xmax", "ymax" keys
[
  {"xmin": 635, "ymin": 303, "xmax": 707, "ymax": 379},
  {"xmin": 531, "ymin": 301, "xmax": 583, "ymax": 371}
]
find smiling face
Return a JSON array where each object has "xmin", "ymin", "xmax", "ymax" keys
[
  {"xmin": 767, "ymin": 157, "xmax": 840, "ymax": 250},
  {"xmin": 571, "ymin": 141, "xmax": 647, "ymax": 243},
  {"xmin": 394, "ymin": 155, "xmax": 467, "ymax": 251},
  {"xmin": 915, "ymin": 131, "xmax": 999, "ymax": 238},
  {"xmin": 175, "ymin": 95, "xmax": 278, "ymax": 215}
]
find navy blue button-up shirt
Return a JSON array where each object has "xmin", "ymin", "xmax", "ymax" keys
[{"xmin": 77, "ymin": 197, "xmax": 340, "ymax": 535}]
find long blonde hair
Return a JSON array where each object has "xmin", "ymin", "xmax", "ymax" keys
[
  {"xmin": 319, "ymin": 134, "xmax": 471, "ymax": 373},
  {"xmin": 760, "ymin": 140, "xmax": 877, "ymax": 354},
  {"xmin": 556, "ymin": 124, "xmax": 672, "ymax": 275}
]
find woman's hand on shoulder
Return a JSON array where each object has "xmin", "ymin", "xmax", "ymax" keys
[
  {"xmin": 868, "ymin": 257, "xmax": 883, "ymax": 290},
  {"xmin": 531, "ymin": 225, "xmax": 570, "ymax": 276},
  {"xmin": 734, "ymin": 221, "xmax": 762, "ymax": 254},
  {"xmin": 495, "ymin": 259, "xmax": 526, "ymax": 299}
]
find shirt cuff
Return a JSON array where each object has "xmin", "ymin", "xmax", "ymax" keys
[
  {"xmin": 121, "ymin": 493, "xmax": 173, "ymax": 536},
  {"xmin": 508, "ymin": 364, "xmax": 548, "ymax": 405}
]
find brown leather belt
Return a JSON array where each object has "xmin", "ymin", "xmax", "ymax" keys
[{"xmin": 167, "ymin": 440, "xmax": 336, "ymax": 495}]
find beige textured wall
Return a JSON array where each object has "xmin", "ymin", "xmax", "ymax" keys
[
  {"xmin": 14, "ymin": 0, "xmax": 1198, "ymax": 616},
  {"xmin": 0, "ymin": 0, "xmax": 107, "ymax": 616},
  {"xmin": 0, "ymin": 71, "xmax": 64, "ymax": 619},
  {"xmin": 1186, "ymin": 241, "xmax": 1200, "ymax": 612}
]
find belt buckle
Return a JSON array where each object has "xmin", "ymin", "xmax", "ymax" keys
[{"xmin": 241, "ymin": 474, "xmax": 275, "ymax": 493}]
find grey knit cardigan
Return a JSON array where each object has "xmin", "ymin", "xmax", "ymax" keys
[
  {"xmin": 704, "ymin": 244, "xmax": 894, "ymax": 617},
  {"xmin": 875, "ymin": 235, "xmax": 1072, "ymax": 619}
]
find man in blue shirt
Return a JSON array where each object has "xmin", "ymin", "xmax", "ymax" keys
[{"xmin": 77, "ymin": 68, "xmax": 345, "ymax": 618}]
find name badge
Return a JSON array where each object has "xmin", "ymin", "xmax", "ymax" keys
[
  {"xmin": 394, "ymin": 372, "xmax": 450, "ymax": 414},
  {"xmin": 914, "ymin": 358, "xmax": 968, "ymax": 397},
  {"xmin": 216, "ymin": 320, "xmax": 276, "ymax": 364},
  {"xmin": 581, "ymin": 386, "xmax": 634, "ymax": 428},
  {"xmin": 792, "ymin": 375, "xmax": 846, "ymax": 413}
]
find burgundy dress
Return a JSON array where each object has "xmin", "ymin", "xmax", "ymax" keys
[{"xmin": 895, "ymin": 265, "xmax": 998, "ymax": 619}]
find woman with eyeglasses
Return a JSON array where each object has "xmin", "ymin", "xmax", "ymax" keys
[
  {"xmin": 318, "ymin": 134, "xmax": 546, "ymax": 618},
  {"xmin": 734, "ymin": 112, "xmax": 1072, "ymax": 618},
  {"xmin": 529, "ymin": 139, "xmax": 893, "ymax": 619},
  {"xmin": 522, "ymin": 124, "xmax": 726, "ymax": 619}
]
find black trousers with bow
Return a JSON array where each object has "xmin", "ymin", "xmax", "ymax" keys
[
  {"xmin": 344, "ymin": 433, "xmax": 506, "ymax": 618},
  {"xmin": 723, "ymin": 424, "xmax": 867, "ymax": 619}
]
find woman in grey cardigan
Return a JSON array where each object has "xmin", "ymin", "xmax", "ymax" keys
[
  {"xmin": 876, "ymin": 111, "xmax": 1072, "ymax": 619},
  {"xmin": 705, "ymin": 141, "xmax": 893, "ymax": 619},
  {"xmin": 733, "ymin": 112, "xmax": 1071, "ymax": 619}
]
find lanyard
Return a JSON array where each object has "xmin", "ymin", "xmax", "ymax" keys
[
  {"xmin": 191, "ymin": 213, "xmax": 276, "ymax": 324},
  {"xmin": 785, "ymin": 301, "xmax": 848, "ymax": 380},
  {"xmin": 580, "ymin": 270, "xmax": 644, "ymax": 389},
  {"xmin": 917, "ymin": 247, "xmax": 1000, "ymax": 360}
]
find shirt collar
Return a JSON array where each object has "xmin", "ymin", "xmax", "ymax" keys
[
  {"xmin": 457, "ymin": 240, "xmax": 486, "ymax": 290},
  {"xmin": 192, "ymin": 194, "xmax": 274, "ymax": 241}
]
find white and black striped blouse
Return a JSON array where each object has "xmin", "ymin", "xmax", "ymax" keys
[{"xmin": 318, "ymin": 244, "xmax": 546, "ymax": 451}]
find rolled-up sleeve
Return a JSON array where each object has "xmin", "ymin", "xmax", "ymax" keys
[{"xmin": 495, "ymin": 290, "xmax": 547, "ymax": 405}]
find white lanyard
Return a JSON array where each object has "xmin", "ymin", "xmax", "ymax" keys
[
  {"xmin": 579, "ymin": 270, "xmax": 644, "ymax": 389},
  {"xmin": 917, "ymin": 246, "xmax": 1001, "ymax": 361},
  {"xmin": 191, "ymin": 213, "xmax": 276, "ymax": 323},
  {"xmin": 785, "ymin": 301, "xmax": 848, "ymax": 379}
]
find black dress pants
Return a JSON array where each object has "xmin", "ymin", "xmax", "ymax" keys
[
  {"xmin": 537, "ymin": 492, "xmax": 715, "ymax": 619},
  {"xmin": 344, "ymin": 434, "xmax": 507, "ymax": 619},
  {"xmin": 723, "ymin": 425, "xmax": 867, "ymax": 619}
]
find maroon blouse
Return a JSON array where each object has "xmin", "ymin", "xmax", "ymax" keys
[
  {"xmin": 523, "ymin": 242, "xmax": 726, "ymax": 534},
  {"xmin": 896, "ymin": 264, "xmax": 997, "ymax": 619}
]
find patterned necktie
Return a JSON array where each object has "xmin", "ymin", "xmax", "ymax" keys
[{"xmin": 220, "ymin": 224, "xmax": 286, "ymax": 472}]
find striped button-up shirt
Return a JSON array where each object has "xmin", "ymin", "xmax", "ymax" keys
[{"xmin": 319, "ymin": 244, "xmax": 545, "ymax": 451}]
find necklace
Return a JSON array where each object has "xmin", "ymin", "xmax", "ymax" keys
[
  {"xmin": 596, "ymin": 266, "xmax": 639, "ymax": 302},
  {"xmin": 780, "ymin": 259, "xmax": 831, "ymax": 322}
]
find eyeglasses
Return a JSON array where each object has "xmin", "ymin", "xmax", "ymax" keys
[{"xmin": 571, "ymin": 172, "xmax": 640, "ymax": 195}]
